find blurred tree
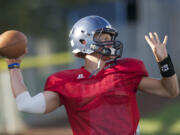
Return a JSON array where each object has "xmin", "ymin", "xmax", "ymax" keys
[
  {"xmin": 0, "ymin": 0, "xmax": 114, "ymax": 52},
  {"xmin": 0, "ymin": 0, "xmax": 113, "ymax": 34}
]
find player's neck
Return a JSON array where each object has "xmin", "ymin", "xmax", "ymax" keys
[{"xmin": 84, "ymin": 54, "xmax": 106, "ymax": 74}]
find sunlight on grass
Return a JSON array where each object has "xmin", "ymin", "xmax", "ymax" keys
[
  {"xmin": 169, "ymin": 119, "xmax": 180, "ymax": 134},
  {"xmin": 139, "ymin": 102, "xmax": 180, "ymax": 135},
  {"xmin": 140, "ymin": 119, "xmax": 163, "ymax": 134}
]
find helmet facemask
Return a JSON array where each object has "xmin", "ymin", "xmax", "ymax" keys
[{"xmin": 90, "ymin": 28, "xmax": 123, "ymax": 59}]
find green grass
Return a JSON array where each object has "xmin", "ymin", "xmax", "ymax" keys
[
  {"xmin": 0, "ymin": 52, "xmax": 73, "ymax": 71},
  {"xmin": 140, "ymin": 102, "xmax": 180, "ymax": 135}
]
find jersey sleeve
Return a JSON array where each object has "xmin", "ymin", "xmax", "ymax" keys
[
  {"xmin": 132, "ymin": 59, "xmax": 148, "ymax": 76},
  {"xmin": 44, "ymin": 75, "xmax": 65, "ymax": 105},
  {"xmin": 130, "ymin": 59, "xmax": 149, "ymax": 92},
  {"xmin": 117, "ymin": 58, "xmax": 149, "ymax": 92}
]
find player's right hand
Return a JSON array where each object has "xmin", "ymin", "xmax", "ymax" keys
[{"xmin": 5, "ymin": 48, "xmax": 28, "ymax": 64}]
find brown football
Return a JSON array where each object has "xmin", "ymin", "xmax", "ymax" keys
[{"xmin": 0, "ymin": 30, "xmax": 27, "ymax": 58}]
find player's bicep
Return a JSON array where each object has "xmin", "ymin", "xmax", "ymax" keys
[
  {"xmin": 43, "ymin": 91, "xmax": 62, "ymax": 113},
  {"xmin": 138, "ymin": 77, "xmax": 170, "ymax": 97}
]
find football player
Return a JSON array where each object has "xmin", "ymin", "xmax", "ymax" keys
[{"xmin": 6, "ymin": 15, "xmax": 179, "ymax": 135}]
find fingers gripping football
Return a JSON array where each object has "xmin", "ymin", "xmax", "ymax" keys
[
  {"xmin": 145, "ymin": 32, "xmax": 168, "ymax": 62},
  {"xmin": 5, "ymin": 48, "xmax": 28, "ymax": 64}
]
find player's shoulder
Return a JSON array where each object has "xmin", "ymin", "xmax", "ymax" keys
[
  {"xmin": 116, "ymin": 57, "xmax": 144, "ymax": 67},
  {"xmin": 112, "ymin": 57, "xmax": 147, "ymax": 74},
  {"xmin": 48, "ymin": 68, "xmax": 82, "ymax": 80}
]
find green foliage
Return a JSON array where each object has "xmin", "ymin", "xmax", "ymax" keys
[
  {"xmin": 0, "ymin": 0, "xmax": 115, "ymax": 52},
  {"xmin": 58, "ymin": 0, "xmax": 112, "ymax": 8},
  {"xmin": 0, "ymin": 0, "xmax": 113, "ymax": 33}
]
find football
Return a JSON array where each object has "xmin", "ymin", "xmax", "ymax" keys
[{"xmin": 0, "ymin": 30, "xmax": 27, "ymax": 58}]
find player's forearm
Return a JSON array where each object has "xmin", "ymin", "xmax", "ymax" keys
[
  {"xmin": 161, "ymin": 74, "xmax": 179, "ymax": 98},
  {"xmin": 9, "ymin": 68, "xmax": 27, "ymax": 97},
  {"xmin": 157, "ymin": 54, "xmax": 179, "ymax": 97},
  {"xmin": 8, "ymin": 68, "xmax": 48, "ymax": 114}
]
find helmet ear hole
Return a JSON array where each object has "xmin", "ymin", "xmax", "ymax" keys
[{"xmin": 79, "ymin": 39, "xmax": 87, "ymax": 45}]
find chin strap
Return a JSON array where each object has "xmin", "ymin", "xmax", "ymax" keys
[
  {"xmin": 88, "ymin": 56, "xmax": 119, "ymax": 78},
  {"xmin": 88, "ymin": 56, "xmax": 102, "ymax": 78},
  {"xmin": 97, "ymin": 56, "xmax": 101, "ymax": 69},
  {"xmin": 104, "ymin": 57, "xmax": 118, "ymax": 70}
]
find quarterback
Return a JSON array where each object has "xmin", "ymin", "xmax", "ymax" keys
[{"xmin": 6, "ymin": 16, "xmax": 179, "ymax": 135}]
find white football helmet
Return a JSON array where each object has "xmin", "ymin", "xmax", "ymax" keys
[{"xmin": 69, "ymin": 15, "xmax": 123, "ymax": 58}]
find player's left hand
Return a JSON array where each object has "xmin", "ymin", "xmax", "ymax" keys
[{"xmin": 145, "ymin": 32, "xmax": 168, "ymax": 62}]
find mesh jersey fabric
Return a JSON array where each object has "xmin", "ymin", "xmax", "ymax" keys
[{"xmin": 44, "ymin": 58, "xmax": 148, "ymax": 135}]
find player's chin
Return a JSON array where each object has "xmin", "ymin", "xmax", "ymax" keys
[{"xmin": 102, "ymin": 56, "xmax": 116, "ymax": 61}]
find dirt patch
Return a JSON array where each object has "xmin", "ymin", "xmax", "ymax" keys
[{"xmin": 0, "ymin": 128, "xmax": 72, "ymax": 135}]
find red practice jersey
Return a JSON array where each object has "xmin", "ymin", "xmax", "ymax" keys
[{"xmin": 44, "ymin": 58, "xmax": 148, "ymax": 135}]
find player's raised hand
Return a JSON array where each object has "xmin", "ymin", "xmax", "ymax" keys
[
  {"xmin": 5, "ymin": 48, "xmax": 28, "ymax": 65},
  {"xmin": 145, "ymin": 32, "xmax": 168, "ymax": 62}
]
